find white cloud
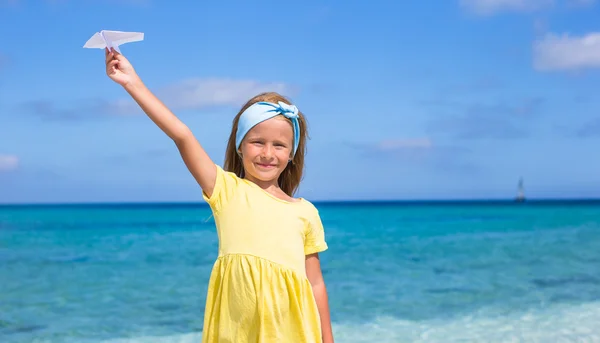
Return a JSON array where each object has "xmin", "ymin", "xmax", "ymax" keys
[
  {"xmin": 533, "ymin": 32, "xmax": 600, "ymax": 71},
  {"xmin": 460, "ymin": 0, "xmax": 554, "ymax": 15},
  {"xmin": 22, "ymin": 78, "xmax": 296, "ymax": 119},
  {"xmin": 108, "ymin": 78, "xmax": 296, "ymax": 115},
  {"xmin": 0, "ymin": 154, "xmax": 18, "ymax": 171},
  {"xmin": 158, "ymin": 78, "xmax": 295, "ymax": 111}
]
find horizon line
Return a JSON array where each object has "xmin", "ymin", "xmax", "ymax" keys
[{"xmin": 2, "ymin": 197, "xmax": 600, "ymax": 207}]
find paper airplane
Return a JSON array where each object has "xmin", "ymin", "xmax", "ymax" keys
[{"xmin": 83, "ymin": 30, "xmax": 144, "ymax": 53}]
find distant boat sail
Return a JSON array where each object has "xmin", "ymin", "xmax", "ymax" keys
[{"xmin": 515, "ymin": 178, "xmax": 525, "ymax": 202}]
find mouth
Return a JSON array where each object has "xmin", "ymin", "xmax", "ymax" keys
[{"xmin": 256, "ymin": 163, "xmax": 276, "ymax": 169}]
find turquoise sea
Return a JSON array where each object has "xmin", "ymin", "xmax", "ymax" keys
[{"xmin": 2, "ymin": 200, "xmax": 600, "ymax": 342}]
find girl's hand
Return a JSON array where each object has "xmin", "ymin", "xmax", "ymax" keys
[{"xmin": 105, "ymin": 47, "xmax": 139, "ymax": 87}]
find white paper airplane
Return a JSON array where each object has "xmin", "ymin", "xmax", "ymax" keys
[{"xmin": 83, "ymin": 30, "xmax": 144, "ymax": 53}]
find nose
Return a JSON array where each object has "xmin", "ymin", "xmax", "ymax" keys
[{"xmin": 261, "ymin": 144, "xmax": 274, "ymax": 159}]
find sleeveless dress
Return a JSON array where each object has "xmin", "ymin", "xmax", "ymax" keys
[{"xmin": 201, "ymin": 165, "xmax": 328, "ymax": 342}]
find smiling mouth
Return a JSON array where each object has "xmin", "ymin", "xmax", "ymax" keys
[{"xmin": 256, "ymin": 163, "xmax": 276, "ymax": 168}]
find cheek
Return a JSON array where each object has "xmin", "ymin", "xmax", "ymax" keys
[
  {"xmin": 275, "ymin": 148, "xmax": 291, "ymax": 160},
  {"xmin": 241, "ymin": 144, "xmax": 259, "ymax": 159}
]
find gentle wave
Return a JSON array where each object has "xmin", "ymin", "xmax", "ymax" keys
[
  {"xmin": 333, "ymin": 301, "xmax": 600, "ymax": 343},
  {"xmin": 28, "ymin": 301, "xmax": 594, "ymax": 343}
]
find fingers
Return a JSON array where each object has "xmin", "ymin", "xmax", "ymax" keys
[
  {"xmin": 107, "ymin": 59, "xmax": 119, "ymax": 69},
  {"xmin": 104, "ymin": 48, "xmax": 129, "ymax": 77},
  {"xmin": 104, "ymin": 48, "xmax": 122, "ymax": 62},
  {"xmin": 106, "ymin": 58, "xmax": 120, "ymax": 77},
  {"xmin": 105, "ymin": 48, "xmax": 114, "ymax": 64}
]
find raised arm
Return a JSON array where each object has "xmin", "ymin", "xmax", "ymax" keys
[{"xmin": 105, "ymin": 48, "xmax": 217, "ymax": 196}]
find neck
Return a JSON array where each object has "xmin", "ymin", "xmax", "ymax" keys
[{"xmin": 244, "ymin": 174, "xmax": 281, "ymax": 191}]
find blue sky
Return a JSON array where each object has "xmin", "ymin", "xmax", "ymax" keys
[{"xmin": 1, "ymin": 0, "xmax": 600, "ymax": 204}]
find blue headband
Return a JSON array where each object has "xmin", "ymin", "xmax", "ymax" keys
[{"xmin": 235, "ymin": 101, "xmax": 301, "ymax": 156}]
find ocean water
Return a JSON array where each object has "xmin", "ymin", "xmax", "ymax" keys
[{"xmin": 1, "ymin": 200, "xmax": 600, "ymax": 343}]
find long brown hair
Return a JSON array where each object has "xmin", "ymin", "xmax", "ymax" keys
[{"xmin": 224, "ymin": 92, "xmax": 309, "ymax": 196}]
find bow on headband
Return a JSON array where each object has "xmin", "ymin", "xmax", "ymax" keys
[{"xmin": 236, "ymin": 101, "xmax": 301, "ymax": 156}]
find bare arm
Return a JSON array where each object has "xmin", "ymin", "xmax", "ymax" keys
[
  {"xmin": 105, "ymin": 48, "xmax": 217, "ymax": 196},
  {"xmin": 122, "ymin": 81, "xmax": 217, "ymax": 196},
  {"xmin": 306, "ymin": 253, "xmax": 334, "ymax": 343}
]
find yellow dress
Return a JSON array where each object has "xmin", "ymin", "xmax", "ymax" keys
[{"xmin": 201, "ymin": 165, "xmax": 328, "ymax": 343}]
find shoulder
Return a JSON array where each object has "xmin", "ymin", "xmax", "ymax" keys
[
  {"xmin": 216, "ymin": 164, "xmax": 240, "ymax": 180},
  {"xmin": 298, "ymin": 198, "xmax": 323, "ymax": 222},
  {"xmin": 300, "ymin": 198, "xmax": 319, "ymax": 212},
  {"xmin": 203, "ymin": 165, "xmax": 244, "ymax": 211},
  {"xmin": 214, "ymin": 164, "xmax": 244, "ymax": 188}
]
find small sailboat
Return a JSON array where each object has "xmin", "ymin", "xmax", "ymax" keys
[{"xmin": 515, "ymin": 177, "xmax": 525, "ymax": 202}]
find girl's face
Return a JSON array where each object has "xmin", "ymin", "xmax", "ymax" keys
[{"xmin": 239, "ymin": 116, "xmax": 294, "ymax": 186}]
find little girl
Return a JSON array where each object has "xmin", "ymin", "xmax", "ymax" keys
[{"xmin": 103, "ymin": 48, "xmax": 334, "ymax": 343}]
